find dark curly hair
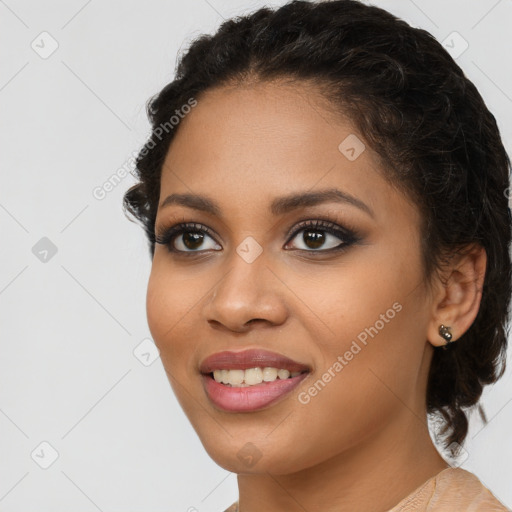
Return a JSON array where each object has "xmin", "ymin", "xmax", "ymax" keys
[{"xmin": 123, "ymin": 0, "xmax": 512, "ymax": 453}]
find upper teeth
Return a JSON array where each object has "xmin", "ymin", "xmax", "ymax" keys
[{"xmin": 213, "ymin": 367, "xmax": 303, "ymax": 387}]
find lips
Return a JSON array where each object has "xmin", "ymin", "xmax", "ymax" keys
[
  {"xmin": 199, "ymin": 348, "xmax": 311, "ymax": 374},
  {"xmin": 202, "ymin": 371, "xmax": 309, "ymax": 412}
]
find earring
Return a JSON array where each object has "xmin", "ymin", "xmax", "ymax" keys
[{"xmin": 439, "ymin": 324, "xmax": 454, "ymax": 349}]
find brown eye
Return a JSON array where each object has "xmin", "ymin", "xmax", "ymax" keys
[
  {"xmin": 181, "ymin": 231, "xmax": 206, "ymax": 250},
  {"xmin": 303, "ymin": 230, "xmax": 326, "ymax": 249},
  {"xmin": 172, "ymin": 229, "xmax": 221, "ymax": 252},
  {"xmin": 288, "ymin": 228, "xmax": 342, "ymax": 251},
  {"xmin": 285, "ymin": 219, "xmax": 358, "ymax": 252},
  {"xmin": 155, "ymin": 223, "xmax": 222, "ymax": 253}
]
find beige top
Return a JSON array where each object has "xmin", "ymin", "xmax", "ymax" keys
[{"xmin": 223, "ymin": 467, "xmax": 510, "ymax": 511}]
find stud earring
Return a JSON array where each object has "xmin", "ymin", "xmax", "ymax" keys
[{"xmin": 439, "ymin": 324, "xmax": 454, "ymax": 349}]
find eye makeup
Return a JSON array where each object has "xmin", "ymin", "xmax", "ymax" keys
[{"xmin": 154, "ymin": 214, "xmax": 363, "ymax": 257}]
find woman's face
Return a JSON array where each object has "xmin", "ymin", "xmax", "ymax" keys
[{"xmin": 146, "ymin": 81, "xmax": 437, "ymax": 474}]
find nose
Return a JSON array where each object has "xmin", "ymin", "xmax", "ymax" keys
[{"xmin": 202, "ymin": 249, "xmax": 288, "ymax": 333}]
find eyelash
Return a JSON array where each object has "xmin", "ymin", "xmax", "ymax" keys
[{"xmin": 154, "ymin": 218, "xmax": 361, "ymax": 256}]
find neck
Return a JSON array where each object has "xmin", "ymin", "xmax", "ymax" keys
[{"xmin": 235, "ymin": 414, "xmax": 449, "ymax": 512}]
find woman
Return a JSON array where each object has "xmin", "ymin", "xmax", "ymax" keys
[{"xmin": 123, "ymin": 0, "xmax": 511, "ymax": 510}]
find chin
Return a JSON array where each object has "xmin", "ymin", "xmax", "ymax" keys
[{"xmin": 199, "ymin": 433, "xmax": 311, "ymax": 475}]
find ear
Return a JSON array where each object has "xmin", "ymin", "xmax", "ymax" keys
[{"xmin": 427, "ymin": 244, "xmax": 487, "ymax": 348}]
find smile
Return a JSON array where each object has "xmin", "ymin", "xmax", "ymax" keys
[{"xmin": 202, "ymin": 371, "xmax": 310, "ymax": 412}]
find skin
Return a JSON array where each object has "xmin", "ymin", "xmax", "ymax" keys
[{"xmin": 146, "ymin": 80, "xmax": 487, "ymax": 512}]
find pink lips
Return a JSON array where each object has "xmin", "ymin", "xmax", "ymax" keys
[
  {"xmin": 199, "ymin": 349, "xmax": 311, "ymax": 412},
  {"xmin": 202, "ymin": 372, "xmax": 309, "ymax": 412},
  {"xmin": 199, "ymin": 348, "xmax": 311, "ymax": 374}
]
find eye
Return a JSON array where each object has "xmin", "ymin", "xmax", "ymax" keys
[
  {"xmin": 155, "ymin": 218, "xmax": 361, "ymax": 256},
  {"xmin": 155, "ymin": 222, "xmax": 221, "ymax": 253},
  {"xmin": 284, "ymin": 219, "xmax": 359, "ymax": 252}
]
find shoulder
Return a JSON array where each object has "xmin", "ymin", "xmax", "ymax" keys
[{"xmin": 423, "ymin": 467, "xmax": 509, "ymax": 511}]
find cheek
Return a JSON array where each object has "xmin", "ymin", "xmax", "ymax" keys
[
  {"xmin": 285, "ymin": 261, "xmax": 425, "ymax": 422},
  {"xmin": 145, "ymin": 266, "xmax": 206, "ymax": 415},
  {"xmin": 145, "ymin": 264, "xmax": 193, "ymax": 363},
  {"xmin": 146, "ymin": 268, "xmax": 168, "ymax": 347},
  {"xmin": 286, "ymin": 257, "xmax": 406, "ymax": 351}
]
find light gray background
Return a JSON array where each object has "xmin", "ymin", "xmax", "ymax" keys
[{"xmin": 1, "ymin": 1, "xmax": 511, "ymax": 511}]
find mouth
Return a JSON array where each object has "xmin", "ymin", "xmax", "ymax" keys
[
  {"xmin": 201, "ymin": 370, "xmax": 310, "ymax": 412},
  {"xmin": 199, "ymin": 349, "xmax": 311, "ymax": 412},
  {"xmin": 207, "ymin": 367, "xmax": 308, "ymax": 386}
]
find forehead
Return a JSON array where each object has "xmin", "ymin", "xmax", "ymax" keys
[
  {"xmin": 162, "ymin": 80, "xmax": 362, "ymax": 177},
  {"xmin": 157, "ymin": 81, "xmax": 417, "ymax": 226}
]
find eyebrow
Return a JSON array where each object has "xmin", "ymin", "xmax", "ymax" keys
[{"xmin": 159, "ymin": 188, "xmax": 374, "ymax": 218}]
